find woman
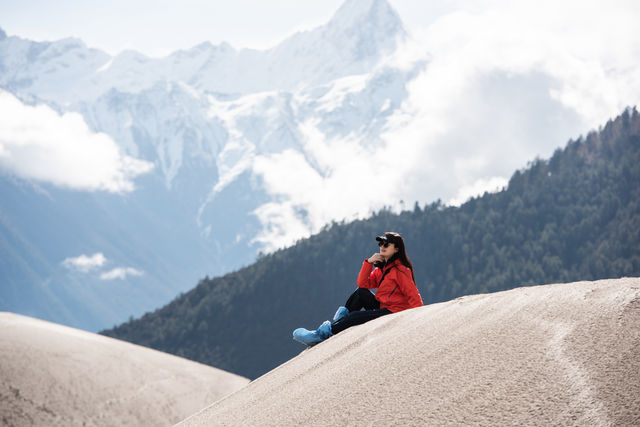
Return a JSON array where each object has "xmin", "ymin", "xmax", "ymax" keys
[{"xmin": 293, "ymin": 232, "xmax": 424, "ymax": 347}]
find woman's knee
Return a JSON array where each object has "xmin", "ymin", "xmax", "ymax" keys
[{"xmin": 355, "ymin": 288, "xmax": 371, "ymax": 297}]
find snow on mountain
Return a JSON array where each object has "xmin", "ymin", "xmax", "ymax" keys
[
  {"xmin": 0, "ymin": 0, "xmax": 424, "ymax": 330},
  {"xmin": 79, "ymin": 81, "xmax": 221, "ymax": 188},
  {"xmin": 1, "ymin": 0, "xmax": 409, "ymax": 189},
  {"xmin": 223, "ymin": 0, "xmax": 407, "ymax": 93},
  {"xmin": 0, "ymin": 0, "xmax": 415, "ymax": 206},
  {"xmin": 195, "ymin": 59, "xmax": 423, "ymax": 249},
  {"xmin": 0, "ymin": 0, "xmax": 405, "ymax": 105},
  {"xmin": 0, "ymin": 35, "xmax": 110, "ymax": 104}
]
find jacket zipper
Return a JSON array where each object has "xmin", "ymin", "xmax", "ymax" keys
[{"xmin": 387, "ymin": 284, "xmax": 398, "ymax": 298}]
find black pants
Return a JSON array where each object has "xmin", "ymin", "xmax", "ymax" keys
[{"xmin": 331, "ymin": 288, "xmax": 392, "ymax": 334}]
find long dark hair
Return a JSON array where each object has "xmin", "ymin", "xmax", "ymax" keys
[{"xmin": 384, "ymin": 231, "xmax": 415, "ymax": 282}]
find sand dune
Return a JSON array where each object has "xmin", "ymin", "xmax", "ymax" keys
[
  {"xmin": 179, "ymin": 277, "xmax": 640, "ymax": 426},
  {"xmin": 0, "ymin": 313, "xmax": 249, "ymax": 426}
]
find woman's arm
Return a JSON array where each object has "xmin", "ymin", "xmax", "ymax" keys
[{"xmin": 357, "ymin": 259, "xmax": 380, "ymax": 289}]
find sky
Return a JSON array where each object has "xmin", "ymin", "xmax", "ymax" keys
[
  {"xmin": 1, "ymin": 0, "xmax": 640, "ymax": 249},
  {"xmin": 0, "ymin": 0, "xmax": 454, "ymax": 56}
]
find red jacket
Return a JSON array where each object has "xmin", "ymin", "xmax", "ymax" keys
[{"xmin": 357, "ymin": 258, "xmax": 423, "ymax": 313}]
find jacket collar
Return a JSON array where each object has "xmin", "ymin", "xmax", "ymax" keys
[{"xmin": 380, "ymin": 254, "xmax": 400, "ymax": 270}]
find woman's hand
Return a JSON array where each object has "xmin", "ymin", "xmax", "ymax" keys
[{"xmin": 367, "ymin": 253, "xmax": 384, "ymax": 264}]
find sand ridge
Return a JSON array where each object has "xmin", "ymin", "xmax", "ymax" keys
[
  {"xmin": 178, "ymin": 277, "xmax": 640, "ymax": 426},
  {"xmin": 0, "ymin": 313, "xmax": 249, "ymax": 426}
]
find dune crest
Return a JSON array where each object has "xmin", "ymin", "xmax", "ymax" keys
[
  {"xmin": 179, "ymin": 277, "xmax": 640, "ymax": 426},
  {"xmin": 0, "ymin": 313, "xmax": 249, "ymax": 426}
]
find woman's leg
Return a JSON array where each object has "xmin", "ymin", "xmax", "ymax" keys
[
  {"xmin": 331, "ymin": 308, "xmax": 392, "ymax": 334},
  {"xmin": 344, "ymin": 288, "xmax": 380, "ymax": 312},
  {"xmin": 294, "ymin": 289, "xmax": 388, "ymax": 346}
]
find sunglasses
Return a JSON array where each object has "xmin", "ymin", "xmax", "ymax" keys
[{"xmin": 378, "ymin": 241, "xmax": 391, "ymax": 248}]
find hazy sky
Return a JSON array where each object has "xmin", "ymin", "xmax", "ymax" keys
[{"xmin": 0, "ymin": 0, "xmax": 459, "ymax": 56}]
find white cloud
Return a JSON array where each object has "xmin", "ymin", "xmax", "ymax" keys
[
  {"xmin": 448, "ymin": 176, "xmax": 508, "ymax": 207},
  {"xmin": 62, "ymin": 253, "xmax": 107, "ymax": 273},
  {"xmin": 406, "ymin": 0, "xmax": 640, "ymax": 126},
  {"xmin": 0, "ymin": 90, "xmax": 153, "ymax": 192},
  {"xmin": 246, "ymin": 0, "xmax": 640, "ymax": 252},
  {"xmin": 250, "ymin": 121, "xmax": 397, "ymax": 250},
  {"xmin": 380, "ymin": 0, "xmax": 640, "ymax": 210},
  {"xmin": 62, "ymin": 252, "xmax": 143, "ymax": 280},
  {"xmin": 99, "ymin": 267, "xmax": 144, "ymax": 280}
]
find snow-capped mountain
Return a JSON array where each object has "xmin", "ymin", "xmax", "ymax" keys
[
  {"xmin": 1, "ymin": 0, "xmax": 406, "ymax": 104},
  {"xmin": 0, "ymin": 0, "xmax": 424, "ymax": 331}
]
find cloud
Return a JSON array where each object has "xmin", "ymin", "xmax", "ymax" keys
[
  {"xmin": 62, "ymin": 252, "xmax": 143, "ymax": 281},
  {"xmin": 406, "ymin": 0, "xmax": 640, "ymax": 125},
  {"xmin": 447, "ymin": 176, "xmax": 508, "ymax": 207},
  {"xmin": 62, "ymin": 253, "xmax": 107, "ymax": 272},
  {"xmin": 246, "ymin": 0, "xmax": 640, "ymax": 251},
  {"xmin": 0, "ymin": 90, "xmax": 153, "ymax": 192},
  {"xmin": 250, "ymin": 122, "xmax": 395, "ymax": 250},
  {"xmin": 382, "ymin": 0, "xmax": 640, "ymax": 208},
  {"xmin": 99, "ymin": 267, "xmax": 144, "ymax": 281}
]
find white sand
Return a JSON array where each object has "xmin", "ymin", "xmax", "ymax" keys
[
  {"xmin": 179, "ymin": 277, "xmax": 640, "ymax": 426},
  {"xmin": 0, "ymin": 313, "xmax": 249, "ymax": 426}
]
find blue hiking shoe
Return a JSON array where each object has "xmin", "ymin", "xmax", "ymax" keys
[
  {"xmin": 292, "ymin": 327, "xmax": 323, "ymax": 346},
  {"xmin": 332, "ymin": 306, "xmax": 349, "ymax": 323},
  {"xmin": 292, "ymin": 320, "xmax": 333, "ymax": 347},
  {"xmin": 316, "ymin": 320, "xmax": 333, "ymax": 339}
]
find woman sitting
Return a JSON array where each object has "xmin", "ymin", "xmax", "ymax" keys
[{"xmin": 293, "ymin": 232, "xmax": 424, "ymax": 346}]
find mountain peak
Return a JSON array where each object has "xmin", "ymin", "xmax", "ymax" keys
[
  {"xmin": 265, "ymin": 0, "xmax": 406, "ymax": 87},
  {"xmin": 332, "ymin": 0, "xmax": 394, "ymax": 19},
  {"xmin": 0, "ymin": 27, "xmax": 7, "ymax": 41},
  {"xmin": 328, "ymin": 0, "xmax": 406, "ymax": 39}
]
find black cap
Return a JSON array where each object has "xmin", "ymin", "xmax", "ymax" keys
[{"xmin": 376, "ymin": 233, "xmax": 399, "ymax": 244}]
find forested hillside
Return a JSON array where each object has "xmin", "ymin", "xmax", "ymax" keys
[{"xmin": 103, "ymin": 108, "xmax": 640, "ymax": 379}]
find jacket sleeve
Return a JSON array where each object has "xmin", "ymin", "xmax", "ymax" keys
[
  {"xmin": 357, "ymin": 260, "xmax": 380, "ymax": 289},
  {"xmin": 397, "ymin": 268, "xmax": 424, "ymax": 308}
]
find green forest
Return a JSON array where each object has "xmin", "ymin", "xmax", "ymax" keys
[{"xmin": 103, "ymin": 107, "xmax": 640, "ymax": 379}]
